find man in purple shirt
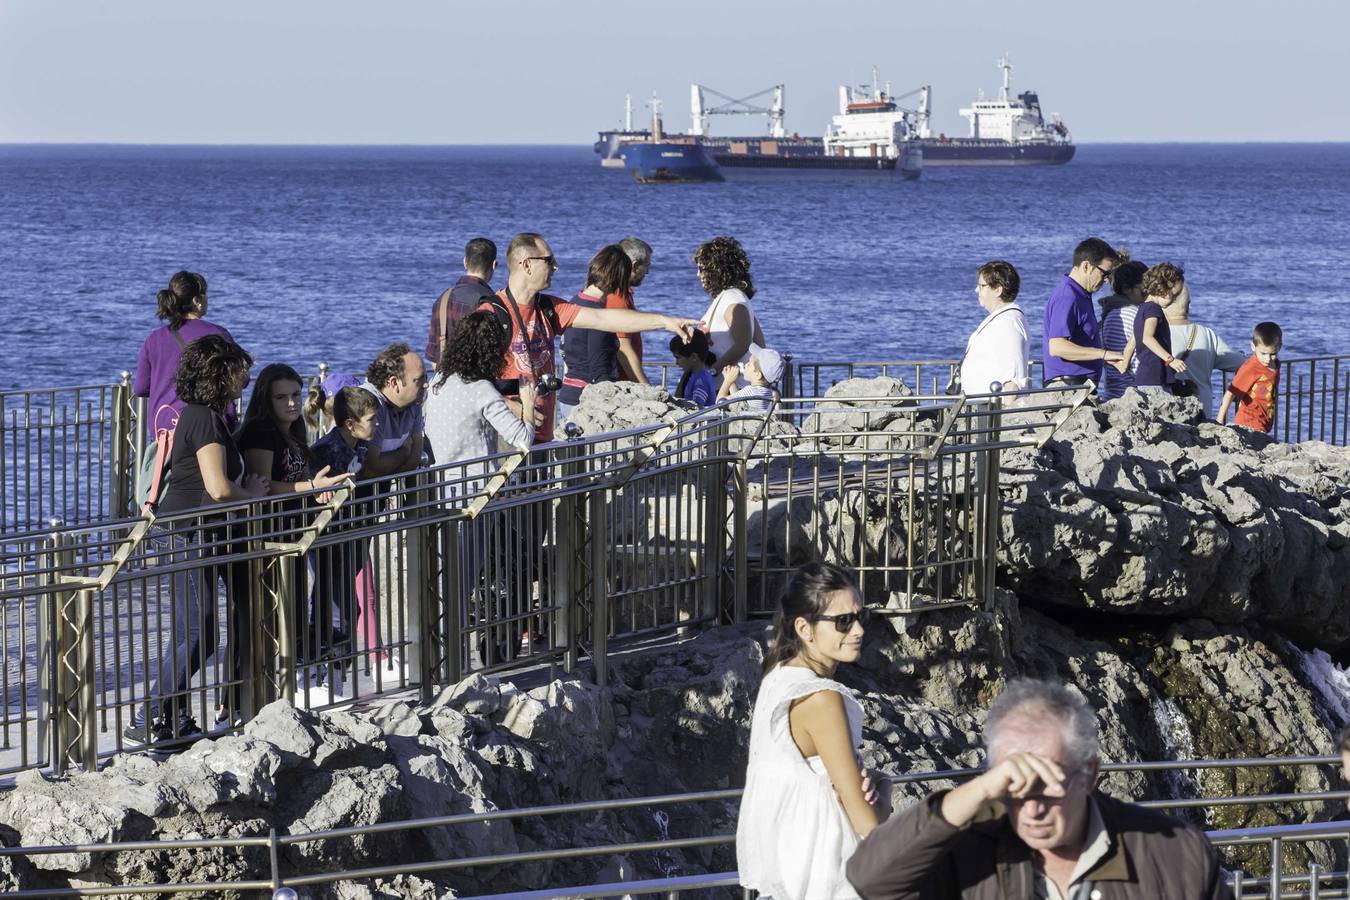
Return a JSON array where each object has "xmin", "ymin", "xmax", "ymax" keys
[
  {"xmin": 1043, "ymin": 237, "xmax": 1124, "ymax": 387},
  {"xmin": 426, "ymin": 237, "xmax": 497, "ymax": 365}
]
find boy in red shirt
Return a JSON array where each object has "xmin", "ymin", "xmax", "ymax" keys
[{"xmin": 1217, "ymin": 321, "xmax": 1281, "ymax": 433}]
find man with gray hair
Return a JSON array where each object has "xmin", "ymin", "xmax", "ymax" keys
[
  {"xmin": 613, "ymin": 236, "xmax": 653, "ymax": 384},
  {"xmin": 847, "ymin": 678, "xmax": 1232, "ymax": 899}
]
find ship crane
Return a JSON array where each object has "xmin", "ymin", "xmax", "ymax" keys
[{"xmin": 689, "ymin": 84, "xmax": 786, "ymax": 138}]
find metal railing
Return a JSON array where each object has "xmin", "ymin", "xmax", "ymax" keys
[
  {"xmin": 9, "ymin": 353, "xmax": 1348, "ymax": 534},
  {"xmin": 0, "ymin": 755, "xmax": 1345, "ymax": 897},
  {"xmin": 1, "ymin": 386, "xmax": 1089, "ymax": 776}
]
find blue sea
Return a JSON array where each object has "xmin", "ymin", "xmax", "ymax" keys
[{"xmin": 2, "ymin": 143, "xmax": 1348, "ymax": 389}]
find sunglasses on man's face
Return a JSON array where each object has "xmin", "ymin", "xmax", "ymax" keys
[
  {"xmin": 526, "ymin": 254, "xmax": 557, "ymax": 269},
  {"xmin": 811, "ymin": 607, "xmax": 871, "ymax": 633}
]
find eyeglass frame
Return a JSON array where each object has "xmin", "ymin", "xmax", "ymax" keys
[
  {"xmin": 1091, "ymin": 261, "xmax": 1116, "ymax": 281},
  {"xmin": 525, "ymin": 254, "xmax": 558, "ymax": 269},
  {"xmin": 810, "ymin": 607, "xmax": 871, "ymax": 633}
]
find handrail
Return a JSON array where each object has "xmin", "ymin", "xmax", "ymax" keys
[{"xmin": 457, "ymin": 872, "xmax": 743, "ymax": 900}]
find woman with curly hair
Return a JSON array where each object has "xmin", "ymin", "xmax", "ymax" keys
[
  {"xmin": 423, "ymin": 311, "xmax": 537, "ymax": 665},
  {"xmin": 128, "ymin": 334, "xmax": 268, "ymax": 745},
  {"xmin": 424, "ymin": 309, "xmax": 536, "ymax": 473},
  {"xmin": 694, "ymin": 236, "xmax": 767, "ymax": 391}
]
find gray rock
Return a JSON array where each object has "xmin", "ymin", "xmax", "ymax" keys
[{"xmin": 433, "ymin": 672, "xmax": 509, "ymax": 717}]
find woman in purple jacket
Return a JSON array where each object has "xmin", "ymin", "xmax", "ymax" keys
[{"xmin": 134, "ymin": 271, "xmax": 234, "ymax": 439}]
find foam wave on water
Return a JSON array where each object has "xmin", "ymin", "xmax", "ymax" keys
[{"xmin": 1295, "ymin": 645, "xmax": 1350, "ymax": 726}]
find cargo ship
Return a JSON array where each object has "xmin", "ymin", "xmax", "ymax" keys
[
  {"xmin": 622, "ymin": 100, "xmax": 724, "ymax": 184},
  {"xmin": 595, "ymin": 79, "xmax": 921, "ymax": 178},
  {"xmin": 594, "ymin": 56, "xmax": 1072, "ymax": 170},
  {"xmin": 910, "ymin": 56, "xmax": 1075, "ymax": 166}
]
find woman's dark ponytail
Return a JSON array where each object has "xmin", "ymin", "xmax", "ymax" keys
[
  {"xmin": 761, "ymin": 561, "xmax": 858, "ymax": 674},
  {"xmin": 155, "ymin": 271, "xmax": 208, "ymax": 331}
]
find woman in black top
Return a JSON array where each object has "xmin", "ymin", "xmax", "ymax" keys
[
  {"xmin": 557, "ymin": 245, "xmax": 632, "ymax": 421},
  {"xmin": 237, "ymin": 363, "xmax": 350, "ymax": 672},
  {"xmin": 128, "ymin": 335, "xmax": 267, "ymax": 746}
]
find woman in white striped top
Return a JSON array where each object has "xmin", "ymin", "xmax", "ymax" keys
[{"xmin": 1098, "ymin": 260, "xmax": 1148, "ymax": 399}]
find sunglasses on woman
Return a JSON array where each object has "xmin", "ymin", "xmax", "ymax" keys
[{"xmin": 811, "ymin": 608, "xmax": 871, "ymax": 633}]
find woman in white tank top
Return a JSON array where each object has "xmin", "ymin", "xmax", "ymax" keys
[
  {"xmin": 737, "ymin": 562, "xmax": 880, "ymax": 900},
  {"xmin": 694, "ymin": 237, "xmax": 766, "ymax": 390}
]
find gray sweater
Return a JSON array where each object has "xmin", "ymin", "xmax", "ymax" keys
[{"xmin": 423, "ymin": 375, "xmax": 533, "ymax": 486}]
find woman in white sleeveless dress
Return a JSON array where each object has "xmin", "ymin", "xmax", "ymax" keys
[
  {"xmin": 694, "ymin": 236, "xmax": 766, "ymax": 391},
  {"xmin": 738, "ymin": 562, "xmax": 880, "ymax": 899}
]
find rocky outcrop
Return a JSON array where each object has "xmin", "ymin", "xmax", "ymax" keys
[{"xmin": 999, "ymin": 388, "xmax": 1350, "ymax": 647}]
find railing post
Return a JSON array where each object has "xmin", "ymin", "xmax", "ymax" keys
[
  {"xmin": 1307, "ymin": 358, "xmax": 1317, "ymax": 442},
  {"xmin": 1308, "ymin": 862, "xmax": 1321, "ymax": 900},
  {"xmin": 1269, "ymin": 836, "xmax": 1283, "ymax": 900},
  {"xmin": 978, "ymin": 393, "xmax": 1003, "ymax": 610},
  {"xmin": 71, "ymin": 587, "xmax": 98, "ymax": 772},
  {"xmin": 552, "ymin": 443, "xmax": 586, "ymax": 675},
  {"xmin": 700, "ymin": 421, "xmax": 729, "ymax": 624},
  {"xmin": 731, "ymin": 454, "xmax": 748, "ymax": 624},
  {"xmin": 272, "ymin": 550, "xmax": 297, "ymax": 708},
  {"xmin": 108, "ymin": 373, "xmax": 133, "ymax": 519},
  {"xmin": 246, "ymin": 512, "xmax": 269, "ymax": 718},
  {"xmin": 440, "ymin": 515, "xmax": 463, "ymax": 686},
  {"xmin": 404, "ymin": 469, "xmax": 435, "ymax": 701},
  {"xmin": 39, "ymin": 527, "xmax": 97, "ymax": 774},
  {"xmin": 247, "ymin": 508, "xmax": 301, "ymax": 717},
  {"xmin": 588, "ymin": 486, "xmax": 609, "ymax": 686},
  {"xmin": 130, "ymin": 395, "xmax": 147, "ymax": 510}
]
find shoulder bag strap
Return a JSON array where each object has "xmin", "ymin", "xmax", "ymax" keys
[
  {"xmin": 437, "ymin": 288, "xmax": 454, "ymax": 348},
  {"xmin": 1176, "ymin": 324, "xmax": 1199, "ymax": 361},
  {"xmin": 169, "ymin": 327, "xmax": 187, "ymax": 349},
  {"xmin": 498, "ymin": 288, "xmax": 538, "ymax": 382},
  {"xmin": 140, "ymin": 427, "xmax": 175, "ymax": 516}
]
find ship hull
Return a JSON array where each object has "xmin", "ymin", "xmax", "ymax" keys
[
  {"xmin": 713, "ymin": 152, "xmax": 894, "ymax": 171},
  {"xmin": 623, "ymin": 143, "xmax": 724, "ymax": 184},
  {"xmin": 915, "ymin": 140, "xmax": 1075, "ymax": 166},
  {"xmin": 602, "ymin": 131, "xmax": 921, "ymax": 179}
]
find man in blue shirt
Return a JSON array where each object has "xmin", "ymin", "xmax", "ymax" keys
[{"xmin": 1043, "ymin": 237, "xmax": 1124, "ymax": 387}]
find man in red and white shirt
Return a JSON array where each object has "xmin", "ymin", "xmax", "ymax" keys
[{"xmin": 481, "ymin": 232, "xmax": 696, "ymax": 442}]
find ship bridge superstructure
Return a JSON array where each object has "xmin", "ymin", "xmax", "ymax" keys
[{"xmin": 958, "ymin": 55, "xmax": 1071, "ymax": 144}]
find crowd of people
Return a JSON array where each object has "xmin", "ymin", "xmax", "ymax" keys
[
  {"xmin": 125, "ymin": 233, "xmax": 1291, "ymax": 880},
  {"xmin": 959, "ymin": 236, "xmax": 1283, "ymax": 429}
]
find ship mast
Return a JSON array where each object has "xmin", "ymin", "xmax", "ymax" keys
[
  {"xmin": 624, "ymin": 94, "xmax": 633, "ymax": 132},
  {"xmin": 998, "ymin": 54, "xmax": 1013, "ymax": 103}
]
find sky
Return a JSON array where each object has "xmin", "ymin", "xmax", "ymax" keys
[{"xmin": 1, "ymin": 0, "xmax": 1346, "ymax": 144}]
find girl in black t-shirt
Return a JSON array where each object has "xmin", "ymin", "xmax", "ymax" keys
[
  {"xmin": 237, "ymin": 364, "xmax": 349, "ymax": 495},
  {"xmin": 129, "ymin": 335, "xmax": 267, "ymax": 746}
]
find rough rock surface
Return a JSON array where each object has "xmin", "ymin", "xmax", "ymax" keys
[
  {"xmin": 2, "ymin": 385, "xmax": 1348, "ymax": 893},
  {"xmin": 999, "ymin": 388, "xmax": 1350, "ymax": 647},
  {"xmin": 566, "ymin": 382, "xmax": 689, "ymax": 438}
]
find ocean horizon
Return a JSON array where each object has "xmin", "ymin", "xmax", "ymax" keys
[{"xmin": 3, "ymin": 142, "xmax": 1347, "ymax": 389}]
